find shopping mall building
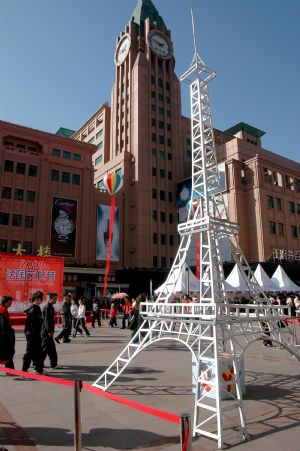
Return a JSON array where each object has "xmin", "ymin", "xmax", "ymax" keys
[{"xmin": 1, "ymin": 0, "xmax": 300, "ymax": 297}]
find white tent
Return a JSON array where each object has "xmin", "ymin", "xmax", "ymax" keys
[
  {"xmin": 252, "ymin": 264, "xmax": 278, "ymax": 292},
  {"xmin": 225, "ymin": 264, "xmax": 250, "ymax": 292},
  {"xmin": 154, "ymin": 264, "xmax": 200, "ymax": 294},
  {"xmin": 271, "ymin": 265, "xmax": 300, "ymax": 292}
]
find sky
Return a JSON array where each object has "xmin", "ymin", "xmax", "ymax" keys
[{"xmin": 1, "ymin": 0, "xmax": 300, "ymax": 162}]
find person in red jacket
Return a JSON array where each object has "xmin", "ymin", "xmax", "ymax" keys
[
  {"xmin": 109, "ymin": 302, "xmax": 117, "ymax": 327},
  {"xmin": 121, "ymin": 297, "xmax": 132, "ymax": 329},
  {"xmin": 0, "ymin": 295, "xmax": 15, "ymax": 369}
]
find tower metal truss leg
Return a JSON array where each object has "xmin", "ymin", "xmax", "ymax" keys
[{"xmin": 93, "ymin": 31, "xmax": 300, "ymax": 450}]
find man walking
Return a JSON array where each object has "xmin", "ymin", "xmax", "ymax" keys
[
  {"xmin": 55, "ymin": 291, "xmax": 72, "ymax": 343},
  {"xmin": 41, "ymin": 292, "xmax": 58, "ymax": 370},
  {"xmin": 22, "ymin": 291, "xmax": 44, "ymax": 375},
  {"xmin": 0, "ymin": 295, "xmax": 15, "ymax": 369}
]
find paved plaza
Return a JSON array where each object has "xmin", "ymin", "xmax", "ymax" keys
[{"xmin": 0, "ymin": 320, "xmax": 299, "ymax": 451}]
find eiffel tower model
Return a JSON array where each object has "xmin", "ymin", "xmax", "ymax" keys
[{"xmin": 93, "ymin": 13, "xmax": 300, "ymax": 449}]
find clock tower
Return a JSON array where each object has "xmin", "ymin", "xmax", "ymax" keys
[{"xmin": 104, "ymin": 0, "xmax": 185, "ymax": 270}]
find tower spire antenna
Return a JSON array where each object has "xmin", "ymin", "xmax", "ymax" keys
[{"xmin": 191, "ymin": 7, "xmax": 198, "ymax": 57}]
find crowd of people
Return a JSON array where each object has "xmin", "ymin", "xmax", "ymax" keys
[{"xmin": 1, "ymin": 290, "xmax": 299, "ymax": 374}]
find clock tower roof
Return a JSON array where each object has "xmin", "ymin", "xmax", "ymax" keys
[{"xmin": 131, "ymin": 0, "xmax": 167, "ymax": 35}]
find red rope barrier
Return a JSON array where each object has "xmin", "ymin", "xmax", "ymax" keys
[{"xmin": 0, "ymin": 366, "xmax": 180, "ymax": 425}]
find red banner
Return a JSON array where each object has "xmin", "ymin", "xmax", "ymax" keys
[{"xmin": 0, "ymin": 254, "xmax": 64, "ymax": 302}]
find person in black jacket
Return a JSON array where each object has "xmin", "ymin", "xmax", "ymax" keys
[
  {"xmin": 0, "ymin": 295, "xmax": 15, "ymax": 369},
  {"xmin": 22, "ymin": 291, "xmax": 44, "ymax": 374},
  {"xmin": 41, "ymin": 292, "xmax": 58, "ymax": 370},
  {"xmin": 55, "ymin": 291, "xmax": 72, "ymax": 343}
]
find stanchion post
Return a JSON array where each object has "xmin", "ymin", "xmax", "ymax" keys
[
  {"xmin": 180, "ymin": 412, "xmax": 192, "ymax": 451},
  {"xmin": 74, "ymin": 379, "xmax": 83, "ymax": 451}
]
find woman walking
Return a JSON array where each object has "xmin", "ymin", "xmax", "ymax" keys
[{"xmin": 73, "ymin": 298, "xmax": 90, "ymax": 337}]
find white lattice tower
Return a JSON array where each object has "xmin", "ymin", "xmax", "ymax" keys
[{"xmin": 93, "ymin": 14, "xmax": 300, "ymax": 449}]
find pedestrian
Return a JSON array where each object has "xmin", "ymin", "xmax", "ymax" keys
[
  {"xmin": 73, "ymin": 298, "xmax": 90, "ymax": 337},
  {"xmin": 121, "ymin": 297, "xmax": 132, "ymax": 329},
  {"xmin": 41, "ymin": 292, "xmax": 58, "ymax": 370},
  {"xmin": 109, "ymin": 302, "xmax": 118, "ymax": 327},
  {"xmin": 92, "ymin": 297, "xmax": 101, "ymax": 328},
  {"xmin": 55, "ymin": 291, "xmax": 72, "ymax": 344},
  {"xmin": 70, "ymin": 298, "xmax": 82, "ymax": 334},
  {"xmin": 22, "ymin": 291, "xmax": 44, "ymax": 375},
  {"xmin": 0, "ymin": 295, "xmax": 15, "ymax": 369},
  {"xmin": 129, "ymin": 294, "xmax": 146, "ymax": 340}
]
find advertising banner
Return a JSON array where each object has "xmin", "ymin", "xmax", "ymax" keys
[
  {"xmin": 0, "ymin": 254, "xmax": 64, "ymax": 307},
  {"xmin": 96, "ymin": 205, "xmax": 119, "ymax": 261},
  {"xmin": 51, "ymin": 197, "xmax": 77, "ymax": 257}
]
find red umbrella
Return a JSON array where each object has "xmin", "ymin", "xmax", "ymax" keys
[{"xmin": 112, "ymin": 292, "xmax": 129, "ymax": 299}]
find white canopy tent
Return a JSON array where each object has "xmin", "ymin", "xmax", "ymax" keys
[
  {"xmin": 225, "ymin": 264, "xmax": 250, "ymax": 292},
  {"xmin": 154, "ymin": 263, "xmax": 200, "ymax": 294},
  {"xmin": 251, "ymin": 264, "xmax": 278, "ymax": 292},
  {"xmin": 271, "ymin": 265, "xmax": 300, "ymax": 292}
]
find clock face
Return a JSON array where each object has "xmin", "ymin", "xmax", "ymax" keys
[
  {"xmin": 115, "ymin": 34, "xmax": 131, "ymax": 66},
  {"xmin": 54, "ymin": 216, "xmax": 74, "ymax": 235},
  {"xmin": 148, "ymin": 31, "xmax": 172, "ymax": 59}
]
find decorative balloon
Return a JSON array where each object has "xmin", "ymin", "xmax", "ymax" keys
[{"xmin": 102, "ymin": 172, "xmax": 123, "ymax": 297}]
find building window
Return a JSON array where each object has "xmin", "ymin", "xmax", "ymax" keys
[
  {"xmin": 62, "ymin": 172, "xmax": 70, "ymax": 183},
  {"xmin": 158, "ymin": 78, "xmax": 163, "ymax": 87},
  {"xmin": 73, "ymin": 153, "xmax": 81, "ymax": 161},
  {"xmin": 23, "ymin": 241, "xmax": 32, "ymax": 254},
  {"xmin": 166, "ymin": 81, "xmax": 170, "ymax": 91},
  {"xmin": 169, "ymin": 213, "xmax": 173, "ymax": 223},
  {"xmin": 159, "ymin": 150, "xmax": 165, "ymax": 159},
  {"xmin": 187, "ymin": 150, "xmax": 192, "ymax": 159},
  {"xmin": 166, "ymin": 97, "xmax": 171, "ymax": 104},
  {"xmin": 160, "ymin": 212, "xmax": 166, "ymax": 222},
  {"xmin": 0, "ymin": 239, "xmax": 7, "ymax": 252},
  {"xmin": 186, "ymin": 137, "xmax": 191, "ymax": 145},
  {"xmin": 153, "ymin": 233, "xmax": 157, "ymax": 244},
  {"xmin": 152, "ymin": 167, "xmax": 157, "ymax": 176},
  {"xmin": 275, "ymin": 197, "xmax": 282, "ymax": 210},
  {"xmin": 161, "ymin": 256, "xmax": 167, "ymax": 268},
  {"xmin": 159, "ymin": 121, "xmax": 164, "ymax": 129},
  {"xmin": 26, "ymin": 191, "xmax": 36, "ymax": 203},
  {"xmin": 152, "ymin": 189, "xmax": 157, "ymax": 199},
  {"xmin": 166, "ymin": 110, "xmax": 171, "ymax": 117},
  {"xmin": 52, "ymin": 148, "xmax": 61, "ymax": 157},
  {"xmin": 160, "ymin": 169, "xmax": 165, "ymax": 178},
  {"xmin": 152, "ymin": 148, "xmax": 157, "ymax": 156},
  {"xmin": 97, "ymin": 180, "xmax": 105, "ymax": 189},
  {"xmin": 25, "ymin": 216, "xmax": 34, "ymax": 228},
  {"xmin": 152, "ymin": 210, "xmax": 157, "ymax": 221},
  {"xmin": 151, "ymin": 91, "xmax": 155, "ymax": 98},
  {"xmin": 158, "ymin": 94, "xmax": 164, "ymax": 102},
  {"xmin": 96, "ymin": 130, "xmax": 103, "ymax": 139},
  {"xmin": 152, "ymin": 133, "xmax": 156, "ymax": 142},
  {"xmin": 278, "ymin": 223, "xmax": 284, "ymax": 236},
  {"xmin": 167, "ymin": 138, "xmax": 172, "ymax": 147},
  {"xmin": 63, "ymin": 151, "xmax": 71, "ymax": 160},
  {"xmin": 12, "ymin": 214, "xmax": 22, "ymax": 227},
  {"xmin": 95, "ymin": 156, "xmax": 102, "ymax": 165},
  {"xmin": 168, "ymin": 192, "xmax": 173, "ymax": 202},
  {"xmin": 266, "ymin": 195, "xmax": 274, "ymax": 208},
  {"xmin": 151, "ymin": 105, "xmax": 156, "ymax": 112},
  {"xmin": 151, "ymin": 75, "xmax": 155, "ymax": 84},
  {"xmin": 14, "ymin": 189, "xmax": 24, "ymax": 201},
  {"xmin": 28, "ymin": 165, "xmax": 38, "ymax": 177},
  {"xmin": 169, "ymin": 235, "xmax": 174, "ymax": 246},
  {"xmin": 291, "ymin": 225, "xmax": 298, "ymax": 238},
  {"xmin": 2, "ymin": 187, "xmax": 11, "ymax": 199},
  {"xmin": 159, "ymin": 107, "xmax": 164, "ymax": 115},
  {"xmin": 168, "ymin": 171, "xmax": 172, "ymax": 180},
  {"xmin": 168, "ymin": 153, "xmax": 172, "ymax": 161},
  {"xmin": 72, "ymin": 174, "xmax": 80, "ymax": 185},
  {"xmin": 269, "ymin": 221, "xmax": 276, "ymax": 234},
  {"xmin": 51, "ymin": 169, "xmax": 59, "ymax": 181},
  {"xmin": 297, "ymin": 204, "xmax": 300, "ymax": 215},
  {"xmin": 159, "ymin": 135, "xmax": 164, "ymax": 144},
  {"xmin": 151, "ymin": 118, "xmax": 156, "ymax": 126},
  {"xmin": 289, "ymin": 201, "xmax": 295, "ymax": 213},
  {"xmin": 97, "ymin": 142, "xmax": 103, "ymax": 150},
  {"xmin": 167, "ymin": 123, "xmax": 171, "ymax": 131},
  {"xmin": 0, "ymin": 213, "xmax": 9, "ymax": 225},
  {"xmin": 160, "ymin": 190, "xmax": 165, "ymax": 201},
  {"xmin": 16, "ymin": 162, "xmax": 26, "ymax": 175},
  {"xmin": 4, "ymin": 160, "xmax": 14, "ymax": 172},
  {"xmin": 161, "ymin": 234, "xmax": 166, "ymax": 245},
  {"xmin": 153, "ymin": 256, "xmax": 158, "ymax": 267}
]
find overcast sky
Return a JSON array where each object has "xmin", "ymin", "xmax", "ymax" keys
[{"xmin": 1, "ymin": 0, "xmax": 299, "ymax": 162}]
